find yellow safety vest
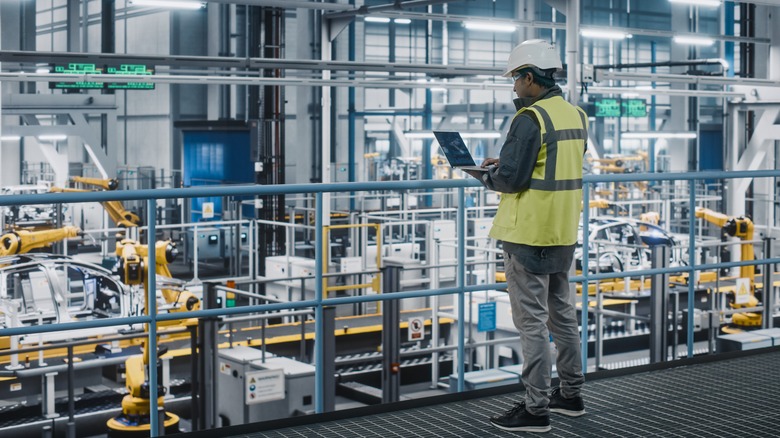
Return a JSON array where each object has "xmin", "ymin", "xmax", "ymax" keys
[{"xmin": 489, "ymin": 95, "xmax": 587, "ymax": 246}]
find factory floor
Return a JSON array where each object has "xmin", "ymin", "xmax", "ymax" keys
[{"xmin": 188, "ymin": 346, "xmax": 780, "ymax": 438}]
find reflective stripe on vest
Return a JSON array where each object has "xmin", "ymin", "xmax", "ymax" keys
[{"xmin": 525, "ymin": 102, "xmax": 587, "ymax": 191}]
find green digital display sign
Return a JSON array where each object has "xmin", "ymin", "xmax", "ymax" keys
[
  {"xmin": 623, "ymin": 99, "xmax": 647, "ymax": 117},
  {"xmin": 595, "ymin": 98, "xmax": 621, "ymax": 117},
  {"xmin": 594, "ymin": 98, "xmax": 647, "ymax": 118},
  {"xmin": 50, "ymin": 63, "xmax": 155, "ymax": 90}
]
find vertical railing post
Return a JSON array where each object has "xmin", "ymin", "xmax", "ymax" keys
[
  {"xmin": 147, "ymin": 198, "xmax": 159, "ymax": 436},
  {"xmin": 687, "ymin": 181, "xmax": 696, "ymax": 358},
  {"xmin": 650, "ymin": 245, "xmax": 670, "ymax": 363},
  {"xmin": 763, "ymin": 237, "xmax": 774, "ymax": 329},
  {"xmin": 456, "ymin": 187, "xmax": 465, "ymax": 392},
  {"xmin": 66, "ymin": 345, "xmax": 75, "ymax": 438},
  {"xmin": 381, "ymin": 263, "xmax": 401, "ymax": 403},
  {"xmin": 314, "ymin": 193, "xmax": 324, "ymax": 413},
  {"xmin": 322, "ymin": 306, "xmax": 336, "ymax": 411},
  {"xmin": 581, "ymin": 182, "xmax": 591, "ymax": 371}
]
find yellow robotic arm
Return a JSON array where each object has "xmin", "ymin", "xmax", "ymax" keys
[
  {"xmin": 108, "ymin": 239, "xmax": 186, "ymax": 436},
  {"xmin": 115, "ymin": 239, "xmax": 200, "ymax": 314},
  {"xmin": 695, "ymin": 207, "xmax": 755, "ymax": 281},
  {"xmin": 51, "ymin": 177, "xmax": 141, "ymax": 228},
  {"xmin": 695, "ymin": 207, "xmax": 759, "ymax": 327},
  {"xmin": 71, "ymin": 176, "xmax": 119, "ymax": 191},
  {"xmin": 0, "ymin": 226, "xmax": 80, "ymax": 256}
]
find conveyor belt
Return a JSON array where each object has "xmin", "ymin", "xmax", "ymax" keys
[{"xmin": 196, "ymin": 347, "xmax": 780, "ymax": 438}]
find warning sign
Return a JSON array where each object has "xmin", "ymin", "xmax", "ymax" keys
[
  {"xmin": 735, "ymin": 277, "xmax": 750, "ymax": 305},
  {"xmin": 408, "ymin": 317, "xmax": 424, "ymax": 341},
  {"xmin": 203, "ymin": 202, "xmax": 215, "ymax": 219}
]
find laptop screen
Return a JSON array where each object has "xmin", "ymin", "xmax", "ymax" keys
[{"xmin": 433, "ymin": 131, "xmax": 476, "ymax": 167}]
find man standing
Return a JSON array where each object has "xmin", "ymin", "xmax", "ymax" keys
[{"xmin": 464, "ymin": 39, "xmax": 587, "ymax": 433}]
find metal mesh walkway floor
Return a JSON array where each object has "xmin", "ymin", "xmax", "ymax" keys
[{"xmin": 198, "ymin": 347, "xmax": 780, "ymax": 438}]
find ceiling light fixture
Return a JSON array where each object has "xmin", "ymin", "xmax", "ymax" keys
[
  {"xmin": 365, "ymin": 17, "xmax": 391, "ymax": 23},
  {"xmin": 668, "ymin": 0, "xmax": 722, "ymax": 7},
  {"xmin": 463, "ymin": 21, "xmax": 517, "ymax": 33},
  {"xmin": 673, "ymin": 35, "xmax": 715, "ymax": 46},
  {"xmin": 394, "ymin": 18, "xmax": 411, "ymax": 25},
  {"xmin": 37, "ymin": 134, "xmax": 68, "ymax": 142},
  {"xmin": 129, "ymin": 0, "xmax": 206, "ymax": 10},
  {"xmin": 580, "ymin": 29, "xmax": 629, "ymax": 40},
  {"xmin": 1, "ymin": 135, "xmax": 22, "ymax": 141},
  {"xmin": 621, "ymin": 132, "xmax": 697, "ymax": 139}
]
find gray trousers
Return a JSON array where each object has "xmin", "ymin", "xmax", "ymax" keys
[{"xmin": 504, "ymin": 251, "xmax": 585, "ymax": 415}]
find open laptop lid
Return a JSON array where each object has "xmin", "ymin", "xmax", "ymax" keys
[{"xmin": 433, "ymin": 131, "xmax": 489, "ymax": 171}]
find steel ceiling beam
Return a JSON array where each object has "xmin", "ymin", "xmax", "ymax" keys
[
  {"xmin": 0, "ymin": 49, "xmax": 501, "ymax": 77},
  {"xmin": 0, "ymin": 72, "xmax": 765, "ymax": 98},
  {"xmin": 198, "ymin": 0, "xmax": 353, "ymax": 10},
  {"xmin": 323, "ymin": 0, "xmax": 459, "ymax": 20}
]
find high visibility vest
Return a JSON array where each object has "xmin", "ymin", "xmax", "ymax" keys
[{"xmin": 489, "ymin": 95, "xmax": 587, "ymax": 246}]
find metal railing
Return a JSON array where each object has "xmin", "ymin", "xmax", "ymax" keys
[{"xmin": 2, "ymin": 170, "xmax": 780, "ymax": 436}]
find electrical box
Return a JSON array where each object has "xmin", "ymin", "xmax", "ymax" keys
[
  {"xmin": 217, "ymin": 347, "xmax": 315, "ymax": 426},
  {"xmin": 185, "ymin": 227, "xmax": 223, "ymax": 262},
  {"xmin": 432, "ymin": 219, "xmax": 456, "ymax": 282},
  {"xmin": 582, "ymin": 63, "xmax": 595, "ymax": 83},
  {"xmin": 264, "ymin": 256, "xmax": 337, "ymax": 303},
  {"xmin": 217, "ymin": 346, "xmax": 276, "ymax": 426}
]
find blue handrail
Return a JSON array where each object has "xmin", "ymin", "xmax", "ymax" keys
[{"xmin": 1, "ymin": 169, "xmax": 779, "ymax": 437}]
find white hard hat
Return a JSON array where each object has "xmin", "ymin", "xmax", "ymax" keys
[{"xmin": 502, "ymin": 39, "xmax": 562, "ymax": 78}]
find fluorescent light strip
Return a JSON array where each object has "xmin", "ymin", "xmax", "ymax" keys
[
  {"xmin": 1, "ymin": 135, "xmax": 22, "ymax": 141},
  {"xmin": 622, "ymin": 132, "xmax": 697, "ymax": 139},
  {"xmin": 580, "ymin": 29, "xmax": 628, "ymax": 40},
  {"xmin": 365, "ymin": 17, "xmax": 391, "ymax": 23},
  {"xmin": 129, "ymin": 0, "xmax": 205, "ymax": 9},
  {"xmin": 464, "ymin": 21, "xmax": 516, "ymax": 33},
  {"xmin": 673, "ymin": 35, "xmax": 715, "ymax": 46},
  {"xmin": 669, "ymin": 0, "xmax": 722, "ymax": 7},
  {"xmin": 37, "ymin": 134, "xmax": 68, "ymax": 141},
  {"xmin": 394, "ymin": 18, "xmax": 411, "ymax": 25}
]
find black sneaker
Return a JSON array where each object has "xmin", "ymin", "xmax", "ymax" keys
[
  {"xmin": 489, "ymin": 401, "xmax": 551, "ymax": 433},
  {"xmin": 549, "ymin": 387, "xmax": 585, "ymax": 417}
]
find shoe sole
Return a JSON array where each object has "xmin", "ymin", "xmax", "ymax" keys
[
  {"xmin": 490, "ymin": 421, "xmax": 551, "ymax": 433},
  {"xmin": 550, "ymin": 408, "xmax": 586, "ymax": 417}
]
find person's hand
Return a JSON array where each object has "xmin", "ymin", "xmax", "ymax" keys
[{"xmin": 481, "ymin": 158, "xmax": 499, "ymax": 167}]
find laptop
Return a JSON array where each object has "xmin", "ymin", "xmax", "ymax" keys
[{"xmin": 433, "ymin": 131, "xmax": 492, "ymax": 172}]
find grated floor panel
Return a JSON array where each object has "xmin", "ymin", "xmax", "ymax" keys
[{"xmin": 229, "ymin": 349, "xmax": 780, "ymax": 437}]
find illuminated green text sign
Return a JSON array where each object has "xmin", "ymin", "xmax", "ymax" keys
[
  {"xmin": 595, "ymin": 98, "xmax": 647, "ymax": 118},
  {"xmin": 50, "ymin": 63, "xmax": 155, "ymax": 90}
]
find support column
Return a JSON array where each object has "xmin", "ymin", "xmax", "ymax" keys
[
  {"xmin": 566, "ymin": 0, "xmax": 580, "ymax": 105},
  {"xmin": 321, "ymin": 306, "xmax": 336, "ymax": 411},
  {"xmin": 763, "ymin": 238, "xmax": 774, "ymax": 329},
  {"xmin": 381, "ymin": 263, "xmax": 401, "ymax": 404},
  {"xmin": 198, "ymin": 282, "xmax": 219, "ymax": 430},
  {"xmin": 321, "ymin": 20, "xmax": 332, "ymax": 227},
  {"xmin": 67, "ymin": 0, "xmax": 80, "ymax": 53},
  {"xmin": 42, "ymin": 372, "xmax": 60, "ymax": 419},
  {"xmin": 650, "ymin": 245, "xmax": 670, "ymax": 363}
]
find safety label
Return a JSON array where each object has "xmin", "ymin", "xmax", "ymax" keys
[
  {"xmin": 408, "ymin": 317, "xmax": 424, "ymax": 341},
  {"xmin": 735, "ymin": 278, "xmax": 750, "ymax": 305},
  {"xmin": 245, "ymin": 368, "xmax": 285, "ymax": 405},
  {"xmin": 478, "ymin": 302, "xmax": 497, "ymax": 332}
]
